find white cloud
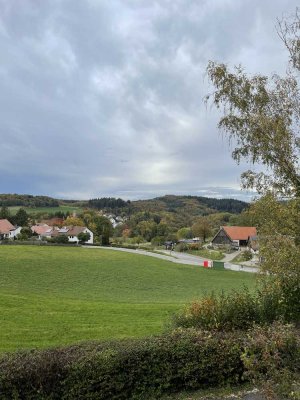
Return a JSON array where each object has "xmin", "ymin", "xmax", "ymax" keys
[{"xmin": 0, "ymin": 0, "xmax": 298, "ymax": 201}]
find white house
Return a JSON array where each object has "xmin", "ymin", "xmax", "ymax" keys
[
  {"xmin": 0, "ymin": 219, "xmax": 21, "ymax": 239},
  {"xmin": 52, "ymin": 226, "xmax": 94, "ymax": 244}
]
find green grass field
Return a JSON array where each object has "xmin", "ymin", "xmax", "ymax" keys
[
  {"xmin": 0, "ymin": 246, "xmax": 256, "ymax": 352},
  {"xmin": 186, "ymin": 249, "xmax": 224, "ymax": 260},
  {"xmin": 8, "ymin": 205, "xmax": 84, "ymax": 215}
]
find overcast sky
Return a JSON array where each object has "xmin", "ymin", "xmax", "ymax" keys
[{"xmin": 0, "ymin": 0, "xmax": 298, "ymax": 201}]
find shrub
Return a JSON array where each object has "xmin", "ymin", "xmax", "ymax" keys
[
  {"xmin": 0, "ymin": 325, "xmax": 298, "ymax": 399},
  {"xmin": 110, "ymin": 243, "xmax": 138, "ymax": 250},
  {"xmin": 138, "ymin": 245, "xmax": 154, "ymax": 251},
  {"xmin": 51, "ymin": 235, "xmax": 69, "ymax": 244},
  {"xmin": 112, "ymin": 237, "xmax": 125, "ymax": 245},
  {"xmin": 151, "ymin": 236, "xmax": 165, "ymax": 246},
  {"xmin": 172, "ymin": 278, "xmax": 299, "ymax": 333},
  {"xmin": 187, "ymin": 243, "xmax": 202, "ymax": 251},
  {"xmin": 0, "ymin": 331, "xmax": 243, "ymax": 399},
  {"xmin": 241, "ymin": 323, "xmax": 300, "ymax": 399},
  {"xmin": 257, "ymin": 280, "xmax": 283, "ymax": 324},
  {"xmin": 175, "ymin": 242, "xmax": 189, "ymax": 252},
  {"xmin": 172, "ymin": 288, "xmax": 259, "ymax": 331},
  {"xmin": 242, "ymin": 250, "xmax": 252, "ymax": 261},
  {"xmin": 77, "ymin": 232, "xmax": 91, "ymax": 243}
]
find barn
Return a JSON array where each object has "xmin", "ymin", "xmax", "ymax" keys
[{"xmin": 212, "ymin": 226, "xmax": 257, "ymax": 248}]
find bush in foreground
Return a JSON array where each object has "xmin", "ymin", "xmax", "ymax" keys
[
  {"xmin": 171, "ymin": 281, "xmax": 300, "ymax": 332},
  {"xmin": 0, "ymin": 324, "xmax": 299, "ymax": 399},
  {"xmin": 171, "ymin": 288, "xmax": 260, "ymax": 331}
]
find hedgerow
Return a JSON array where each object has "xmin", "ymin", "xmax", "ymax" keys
[{"xmin": 0, "ymin": 324, "xmax": 299, "ymax": 399}]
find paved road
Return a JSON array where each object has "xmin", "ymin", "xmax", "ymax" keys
[
  {"xmin": 84, "ymin": 246, "xmax": 204, "ymax": 265},
  {"xmin": 83, "ymin": 246, "xmax": 259, "ymax": 273}
]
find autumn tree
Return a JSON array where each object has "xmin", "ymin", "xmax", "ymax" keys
[
  {"xmin": 191, "ymin": 217, "xmax": 212, "ymax": 242},
  {"xmin": 207, "ymin": 9, "xmax": 300, "ymax": 323},
  {"xmin": 176, "ymin": 227, "xmax": 193, "ymax": 240},
  {"xmin": 64, "ymin": 216, "xmax": 85, "ymax": 226}
]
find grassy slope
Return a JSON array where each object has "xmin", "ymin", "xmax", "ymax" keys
[
  {"xmin": 8, "ymin": 205, "xmax": 84, "ymax": 215},
  {"xmin": 186, "ymin": 249, "xmax": 224, "ymax": 260},
  {"xmin": 0, "ymin": 246, "xmax": 256, "ymax": 351}
]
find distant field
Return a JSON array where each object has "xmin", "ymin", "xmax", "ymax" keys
[
  {"xmin": 0, "ymin": 246, "xmax": 256, "ymax": 351},
  {"xmin": 8, "ymin": 204, "xmax": 84, "ymax": 215}
]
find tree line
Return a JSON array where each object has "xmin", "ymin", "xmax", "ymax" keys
[
  {"xmin": 0, "ymin": 194, "xmax": 59, "ymax": 207},
  {"xmin": 88, "ymin": 197, "xmax": 130, "ymax": 210}
]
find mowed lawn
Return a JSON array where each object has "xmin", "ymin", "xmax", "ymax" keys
[{"xmin": 0, "ymin": 246, "xmax": 256, "ymax": 352}]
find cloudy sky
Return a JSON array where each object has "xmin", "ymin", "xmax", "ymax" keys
[{"xmin": 0, "ymin": 0, "xmax": 297, "ymax": 201}]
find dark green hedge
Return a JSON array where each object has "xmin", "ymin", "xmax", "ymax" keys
[{"xmin": 0, "ymin": 326, "xmax": 298, "ymax": 400}]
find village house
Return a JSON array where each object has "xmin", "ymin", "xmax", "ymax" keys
[
  {"xmin": 31, "ymin": 224, "xmax": 54, "ymax": 239},
  {"xmin": 31, "ymin": 223, "xmax": 94, "ymax": 244},
  {"xmin": 32, "ymin": 224, "xmax": 94, "ymax": 243},
  {"xmin": 0, "ymin": 219, "xmax": 21, "ymax": 240},
  {"xmin": 51, "ymin": 226, "xmax": 94, "ymax": 244},
  {"xmin": 211, "ymin": 226, "xmax": 257, "ymax": 248}
]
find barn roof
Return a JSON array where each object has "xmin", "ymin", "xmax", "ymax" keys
[{"xmin": 222, "ymin": 226, "xmax": 257, "ymax": 241}]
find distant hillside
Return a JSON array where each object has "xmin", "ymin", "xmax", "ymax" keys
[
  {"xmin": 0, "ymin": 194, "xmax": 59, "ymax": 207},
  {"xmin": 1, "ymin": 194, "xmax": 248, "ymax": 220},
  {"xmin": 131, "ymin": 195, "xmax": 248, "ymax": 215}
]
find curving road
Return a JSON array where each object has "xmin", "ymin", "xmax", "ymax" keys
[{"xmin": 83, "ymin": 246, "xmax": 259, "ymax": 273}]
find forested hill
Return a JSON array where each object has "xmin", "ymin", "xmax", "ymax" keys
[
  {"xmin": 131, "ymin": 195, "xmax": 248, "ymax": 215},
  {"xmin": 0, "ymin": 194, "xmax": 59, "ymax": 207},
  {"xmin": 0, "ymin": 194, "xmax": 248, "ymax": 216}
]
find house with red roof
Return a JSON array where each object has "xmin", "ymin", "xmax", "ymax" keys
[
  {"xmin": 0, "ymin": 219, "xmax": 21, "ymax": 240},
  {"xmin": 51, "ymin": 226, "xmax": 94, "ymax": 244},
  {"xmin": 31, "ymin": 224, "xmax": 94, "ymax": 243},
  {"xmin": 211, "ymin": 226, "xmax": 257, "ymax": 248},
  {"xmin": 31, "ymin": 224, "xmax": 54, "ymax": 239}
]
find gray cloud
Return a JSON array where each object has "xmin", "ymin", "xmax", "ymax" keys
[{"xmin": 0, "ymin": 0, "xmax": 298, "ymax": 201}]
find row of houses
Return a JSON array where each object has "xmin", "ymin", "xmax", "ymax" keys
[
  {"xmin": 1, "ymin": 217, "xmax": 257, "ymax": 250},
  {"xmin": 0, "ymin": 219, "xmax": 94, "ymax": 244},
  {"xmin": 31, "ymin": 224, "xmax": 94, "ymax": 244}
]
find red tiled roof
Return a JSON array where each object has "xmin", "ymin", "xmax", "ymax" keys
[
  {"xmin": 31, "ymin": 225, "xmax": 52, "ymax": 235},
  {"xmin": 53, "ymin": 226, "xmax": 87, "ymax": 237},
  {"xmin": 0, "ymin": 219, "xmax": 15, "ymax": 234},
  {"xmin": 66, "ymin": 226, "xmax": 86, "ymax": 236},
  {"xmin": 222, "ymin": 226, "xmax": 257, "ymax": 241}
]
